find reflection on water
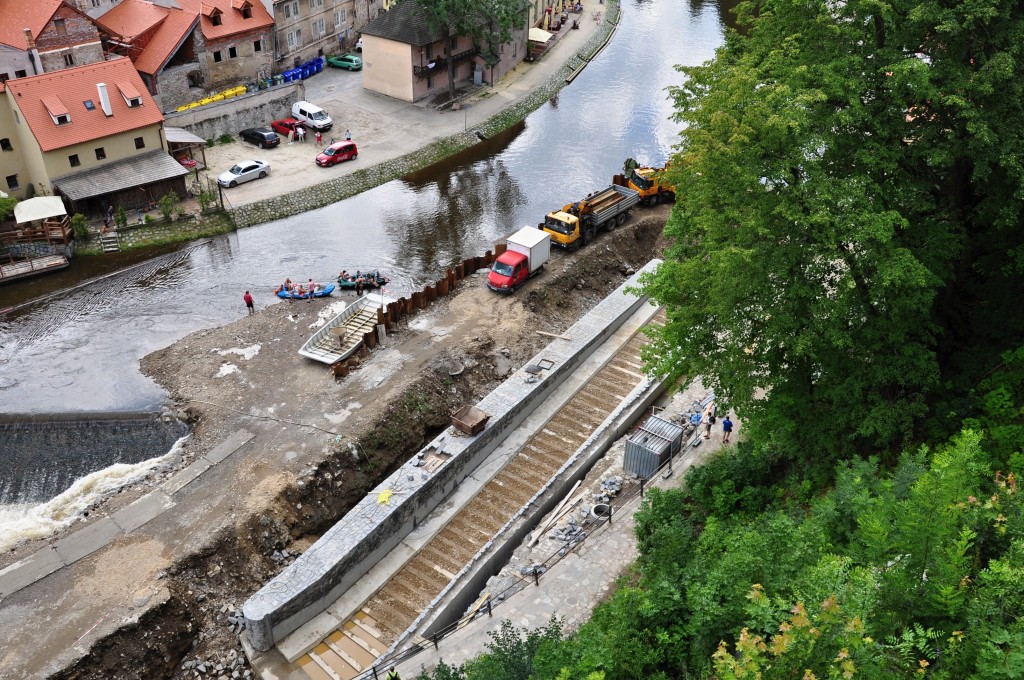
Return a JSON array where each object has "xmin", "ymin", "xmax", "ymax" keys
[{"xmin": 0, "ymin": 0, "xmax": 732, "ymax": 416}]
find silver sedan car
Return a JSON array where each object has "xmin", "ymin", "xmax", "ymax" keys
[{"xmin": 217, "ymin": 159, "xmax": 270, "ymax": 188}]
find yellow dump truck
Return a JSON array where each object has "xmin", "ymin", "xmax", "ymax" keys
[
  {"xmin": 540, "ymin": 184, "xmax": 640, "ymax": 250},
  {"xmin": 613, "ymin": 157, "xmax": 676, "ymax": 206}
]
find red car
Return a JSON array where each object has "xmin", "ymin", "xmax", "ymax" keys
[
  {"xmin": 315, "ymin": 141, "xmax": 358, "ymax": 167},
  {"xmin": 270, "ymin": 118, "xmax": 306, "ymax": 137}
]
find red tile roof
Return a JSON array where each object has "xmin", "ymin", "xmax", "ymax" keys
[
  {"xmin": 177, "ymin": 0, "xmax": 272, "ymax": 41},
  {"xmin": 0, "ymin": 0, "xmax": 63, "ymax": 49},
  {"xmin": 95, "ymin": 0, "xmax": 200, "ymax": 77},
  {"xmin": 134, "ymin": 7, "xmax": 199, "ymax": 75},
  {"xmin": 94, "ymin": 0, "xmax": 168, "ymax": 38},
  {"xmin": 5, "ymin": 57, "xmax": 164, "ymax": 152}
]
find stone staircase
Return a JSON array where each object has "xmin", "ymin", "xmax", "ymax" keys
[{"xmin": 99, "ymin": 232, "xmax": 120, "ymax": 253}]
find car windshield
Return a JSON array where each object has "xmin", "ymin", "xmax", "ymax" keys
[
  {"xmin": 310, "ymin": 111, "xmax": 327, "ymax": 120},
  {"xmin": 492, "ymin": 262, "xmax": 513, "ymax": 277},
  {"xmin": 229, "ymin": 165, "xmax": 243, "ymax": 175}
]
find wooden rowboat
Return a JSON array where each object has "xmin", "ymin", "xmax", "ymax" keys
[{"xmin": 298, "ymin": 294, "xmax": 396, "ymax": 364}]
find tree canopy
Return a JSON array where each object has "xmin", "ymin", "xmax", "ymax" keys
[{"xmin": 641, "ymin": 0, "xmax": 1024, "ymax": 459}]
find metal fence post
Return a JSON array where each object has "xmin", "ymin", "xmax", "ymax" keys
[
  {"xmin": 640, "ymin": 477, "xmax": 645, "ymax": 497},
  {"xmin": 371, "ymin": 666, "xmax": 378, "ymax": 679},
  {"xmin": 487, "ymin": 599, "xmax": 493, "ymax": 617},
  {"xmin": 534, "ymin": 568, "xmax": 540, "ymax": 586},
  {"xmin": 608, "ymin": 504, "xmax": 613, "ymax": 525},
  {"xmin": 433, "ymin": 633, "xmax": 439, "ymax": 650}
]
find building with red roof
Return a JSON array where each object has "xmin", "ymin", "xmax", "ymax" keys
[
  {"xmin": 0, "ymin": 0, "xmax": 105, "ymax": 83},
  {"xmin": 95, "ymin": 0, "xmax": 203, "ymax": 111},
  {"xmin": 0, "ymin": 56, "xmax": 188, "ymax": 212},
  {"xmin": 176, "ymin": 0, "xmax": 274, "ymax": 89}
]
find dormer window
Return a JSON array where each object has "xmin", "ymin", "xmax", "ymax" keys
[
  {"xmin": 242, "ymin": 6, "xmax": 252, "ymax": 18},
  {"xmin": 211, "ymin": 13, "xmax": 222, "ymax": 25},
  {"xmin": 42, "ymin": 95, "xmax": 71, "ymax": 126},
  {"xmin": 116, "ymin": 81, "xmax": 143, "ymax": 108}
]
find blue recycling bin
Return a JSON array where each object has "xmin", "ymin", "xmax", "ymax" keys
[
  {"xmin": 300, "ymin": 66, "xmax": 312, "ymax": 79},
  {"xmin": 281, "ymin": 70, "xmax": 294, "ymax": 83},
  {"xmin": 312, "ymin": 57, "xmax": 324, "ymax": 73}
]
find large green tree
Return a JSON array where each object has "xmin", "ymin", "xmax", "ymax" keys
[{"xmin": 642, "ymin": 0, "xmax": 1024, "ymax": 458}]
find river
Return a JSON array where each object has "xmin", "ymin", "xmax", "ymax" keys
[{"xmin": 0, "ymin": 0, "xmax": 736, "ymax": 521}]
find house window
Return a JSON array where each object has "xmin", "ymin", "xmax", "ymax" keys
[
  {"xmin": 84, "ymin": 99, "xmax": 95, "ymax": 110},
  {"xmin": 312, "ymin": 18, "xmax": 325, "ymax": 38},
  {"xmin": 229, "ymin": 46, "xmax": 238, "ymax": 58},
  {"xmin": 69, "ymin": 154, "xmax": 80, "ymax": 167},
  {"xmin": 91, "ymin": 0, "xmax": 101, "ymax": 6},
  {"xmin": 213, "ymin": 50, "xmax": 222, "ymax": 62},
  {"xmin": 55, "ymin": 114, "xmax": 70, "ymax": 125},
  {"xmin": 0, "ymin": 73, "xmax": 8, "ymax": 82},
  {"xmin": 135, "ymin": 136, "xmax": 145, "ymax": 149},
  {"xmin": 0, "ymin": 138, "xmax": 11, "ymax": 151},
  {"xmin": 64, "ymin": 53, "xmax": 75, "ymax": 67},
  {"xmin": 54, "ymin": 19, "xmax": 67, "ymax": 36},
  {"xmin": 211, "ymin": 13, "xmax": 222, "ymax": 26},
  {"xmin": 334, "ymin": 9, "xmax": 347, "ymax": 26},
  {"xmin": 5, "ymin": 175, "xmax": 18, "ymax": 190},
  {"xmin": 242, "ymin": 6, "xmax": 252, "ymax": 18},
  {"xmin": 254, "ymin": 39, "xmax": 262, "ymax": 52},
  {"xmin": 287, "ymin": 30, "xmax": 301, "ymax": 48},
  {"xmin": 15, "ymin": 70, "xmax": 27, "ymax": 78},
  {"xmin": 95, "ymin": 147, "xmax": 105, "ymax": 160},
  {"xmin": 308, "ymin": 0, "xmax": 323, "ymax": 8},
  {"xmin": 291, "ymin": 1, "xmax": 299, "ymax": 17},
  {"xmin": 126, "ymin": 97, "xmax": 141, "ymax": 108},
  {"xmin": 284, "ymin": 2, "xmax": 291, "ymax": 17}
]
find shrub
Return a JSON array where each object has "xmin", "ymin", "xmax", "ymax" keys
[
  {"xmin": 70, "ymin": 213, "xmax": 89, "ymax": 241},
  {"xmin": 218, "ymin": 133, "xmax": 233, "ymax": 144},
  {"xmin": 157, "ymin": 192, "xmax": 179, "ymax": 221}
]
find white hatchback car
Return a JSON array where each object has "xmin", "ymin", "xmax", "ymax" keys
[{"xmin": 218, "ymin": 160, "xmax": 270, "ymax": 188}]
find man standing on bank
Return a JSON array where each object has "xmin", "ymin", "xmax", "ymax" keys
[
  {"xmin": 243, "ymin": 290, "xmax": 255, "ymax": 315},
  {"xmin": 722, "ymin": 414, "xmax": 733, "ymax": 443}
]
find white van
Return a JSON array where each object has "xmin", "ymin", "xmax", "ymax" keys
[{"xmin": 292, "ymin": 101, "xmax": 333, "ymax": 131}]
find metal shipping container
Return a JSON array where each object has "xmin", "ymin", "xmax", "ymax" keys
[{"xmin": 624, "ymin": 415, "xmax": 685, "ymax": 479}]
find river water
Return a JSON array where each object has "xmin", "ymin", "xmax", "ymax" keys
[{"xmin": 0, "ymin": 0, "xmax": 735, "ymax": 527}]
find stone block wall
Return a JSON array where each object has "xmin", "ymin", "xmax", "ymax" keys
[
  {"xmin": 242, "ymin": 262, "xmax": 659, "ymax": 651},
  {"xmin": 164, "ymin": 82, "xmax": 305, "ymax": 142}
]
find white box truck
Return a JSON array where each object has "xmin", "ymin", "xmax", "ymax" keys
[{"xmin": 487, "ymin": 227, "xmax": 551, "ymax": 293}]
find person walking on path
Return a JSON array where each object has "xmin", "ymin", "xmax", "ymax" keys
[
  {"xmin": 315, "ymin": 130, "xmax": 323, "ymax": 145},
  {"xmin": 307, "ymin": 278, "xmax": 317, "ymax": 303},
  {"xmin": 702, "ymin": 402, "xmax": 716, "ymax": 439},
  {"xmin": 721, "ymin": 415, "xmax": 733, "ymax": 443},
  {"xmin": 243, "ymin": 291, "xmax": 255, "ymax": 315},
  {"xmin": 384, "ymin": 667, "xmax": 400, "ymax": 680},
  {"xmin": 345, "ymin": 128, "xmax": 352, "ymax": 141}
]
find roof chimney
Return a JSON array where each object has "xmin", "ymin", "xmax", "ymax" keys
[
  {"xmin": 23, "ymin": 28, "xmax": 35, "ymax": 50},
  {"xmin": 97, "ymin": 83, "xmax": 113, "ymax": 116}
]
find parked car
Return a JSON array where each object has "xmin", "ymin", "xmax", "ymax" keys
[
  {"xmin": 292, "ymin": 101, "xmax": 333, "ymax": 131},
  {"xmin": 327, "ymin": 53, "xmax": 362, "ymax": 70},
  {"xmin": 218, "ymin": 160, "xmax": 270, "ymax": 187},
  {"xmin": 315, "ymin": 141, "xmax": 358, "ymax": 167},
  {"xmin": 239, "ymin": 127, "xmax": 280, "ymax": 149},
  {"xmin": 270, "ymin": 118, "xmax": 306, "ymax": 137}
]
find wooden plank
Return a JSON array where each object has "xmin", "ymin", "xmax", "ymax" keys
[
  {"xmin": 536, "ymin": 330, "xmax": 572, "ymax": 340},
  {"xmin": 528, "ymin": 480, "xmax": 581, "ymax": 548}
]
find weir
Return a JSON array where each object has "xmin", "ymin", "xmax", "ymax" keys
[{"xmin": 0, "ymin": 413, "xmax": 189, "ymax": 505}]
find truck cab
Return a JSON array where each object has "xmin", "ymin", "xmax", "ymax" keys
[
  {"xmin": 487, "ymin": 251, "xmax": 530, "ymax": 292},
  {"xmin": 541, "ymin": 211, "xmax": 580, "ymax": 249},
  {"xmin": 617, "ymin": 157, "xmax": 675, "ymax": 206}
]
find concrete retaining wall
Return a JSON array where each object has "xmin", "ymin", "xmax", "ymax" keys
[
  {"xmin": 164, "ymin": 83, "xmax": 304, "ymax": 142},
  {"xmin": 242, "ymin": 261, "xmax": 661, "ymax": 651}
]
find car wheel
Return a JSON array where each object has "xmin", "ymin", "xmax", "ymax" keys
[
  {"xmin": 352, "ymin": 153, "xmax": 358, "ymax": 160},
  {"xmin": 617, "ymin": 212, "xmax": 628, "ymax": 226},
  {"xmin": 509, "ymin": 285, "xmax": 516, "ymax": 294},
  {"xmin": 259, "ymin": 141, "xmax": 266, "ymax": 149},
  {"xmin": 259, "ymin": 171, "xmax": 267, "ymax": 179},
  {"xmin": 228, "ymin": 180, "xmax": 237, "ymax": 188},
  {"xmin": 648, "ymin": 194, "xmax": 659, "ymax": 206}
]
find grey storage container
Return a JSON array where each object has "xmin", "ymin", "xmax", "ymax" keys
[{"xmin": 624, "ymin": 415, "xmax": 684, "ymax": 479}]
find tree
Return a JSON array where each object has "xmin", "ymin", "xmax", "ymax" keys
[
  {"xmin": 414, "ymin": 0, "xmax": 525, "ymax": 100},
  {"xmin": 0, "ymin": 196, "xmax": 16, "ymax": 221},
  {"xmin": 641, "ymin": 0, "xmax": 1024, "ymax": 459}
]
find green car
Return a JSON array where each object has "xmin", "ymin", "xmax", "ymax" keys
[{"xmin": 327, "ymin": 54, "xmax": 363, "ymax": 71}]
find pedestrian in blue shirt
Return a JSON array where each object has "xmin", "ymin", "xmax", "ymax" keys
[{"xmin": 722, "ymin": 415, "xmax": 733, "ymax": 443}]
